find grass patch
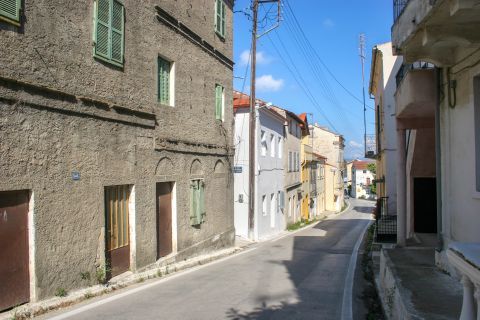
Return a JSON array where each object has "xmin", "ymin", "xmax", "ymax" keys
[
  {"xmin": 361, "ymin": 224, "xmax": 385, "ymax": 319},
  {"xmin": 55, "ymin": 288, "xmax": 67, "ymax": 298},
  {"xmin": 287, "ymin": 218, "xmax": 319, "ymax": 231}
]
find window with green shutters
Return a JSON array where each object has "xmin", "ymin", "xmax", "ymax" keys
[
  {"xmin": 214, "ymin": 0, "xmax": 225, "ymax": 38},
  {"xmin": 215, "ymin": 84, "xmax": 224, "ymax": 121},
  {"xmin": 158, "ymin": 57, "xmax": 171, "ymax": 105},
  {"xmin": 190, "ymin": 180, "xmax": 206, "ymax": 226},
  {"xmin": 0, "ymin": 0, "xmax": 21, "ymax": 25},
  {"xmin": 93, "ymin": 0, "xmax": 124, "ymax": 67}
]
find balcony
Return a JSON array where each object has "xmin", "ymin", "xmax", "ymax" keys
[
  {"xmin": 392, "ymin": 0, "xmax": 480, "ymax": 66},
  {"xmin": 365, "ymin": 134, "xmax": 377, "ymax": 159},
  {"xmin": 395, "ymin": 64, "xmax": 436, "ymax": 129}
]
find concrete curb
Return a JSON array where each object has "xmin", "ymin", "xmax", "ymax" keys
[{"xmin": 0, "ymin": 246, "xmax": 246, "ymax": 320}]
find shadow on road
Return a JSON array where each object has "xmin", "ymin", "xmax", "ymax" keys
[{"xmin": 225, "ymin": 216, "xmax": 373, "ymax": 320}]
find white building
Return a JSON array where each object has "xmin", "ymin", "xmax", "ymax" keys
[
  {"xmin": 351, "ymin": 160, "xmax": 375, "ymax": 199},
  {"xmin": 233, "ymin": 92, "xmax": 286, "ymax": 241},
  {"xmin": 369, "ymin": 42, "xmax": 402, "ymax": 214}
]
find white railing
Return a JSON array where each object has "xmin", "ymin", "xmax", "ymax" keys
[{"xmin": 447, "ymin": 243, "xmax": 480, "ymax": 320}]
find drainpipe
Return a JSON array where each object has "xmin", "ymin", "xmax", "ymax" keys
[
  {"xmin": 435, "ymin": 67, "xmax": 443, "ymax": 251},
  {"xmin": 396, "ymin": 127, "xmax": 406, "ymax": 247}
]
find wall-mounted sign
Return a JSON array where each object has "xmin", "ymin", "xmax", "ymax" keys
[
  {"xmin": 72, "ymin": 171, "xmax": 81, "ymax": 181},
  {"xmin": 233, "ymin": 166, "xmax": 243, "ymax": 173}
]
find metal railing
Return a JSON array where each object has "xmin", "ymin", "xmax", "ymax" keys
[
  {"xmin": 395, "ymin": 61, "xmax": 434, "ymax": 87},
  {"xmin": 365, "ymin": 134, "xmax": 377, "ymax": 158},
  {"xmin": 374, "ymin": 197, "xmax": 397, "ymax": 243},
  {"xmin": 393, "ymin": 0, "xmax": 410, "ymax": 22}
]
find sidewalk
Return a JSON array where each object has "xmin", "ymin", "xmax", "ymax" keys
[{"xmin": 375, "ymin": 245, "xmax": 463, "ymax": 319}]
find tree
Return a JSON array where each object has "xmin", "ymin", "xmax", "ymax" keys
[{"xmin": 367, "ymin": 163, "xmax": 376, "ymax": 175}]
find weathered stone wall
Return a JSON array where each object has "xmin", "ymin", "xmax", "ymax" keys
[{"xmin": 0, "ymin": 0, "xmax": 234, "ymax": 301}]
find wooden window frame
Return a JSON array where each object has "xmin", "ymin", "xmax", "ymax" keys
[
  {"xmin": 158, "ymin": 56, "xmax": 173, "ymax": 106},
  {"xmin": 214, "ymin": 0, "xmax": 226, "ymax": 38},
  {"xmin": 190, "ymin": 179, "xmax": 206, "ymax": 226},
  {"xmin": 0, "ymin": 0, "xmax": 21, "ymax": 26},
  {"xmin": 93, "ymin": 0, "xmax": 125, "ymax": 68},
  {"xmin": 215, "ymin": 84, "xmax": 224, "ymax": 121}
]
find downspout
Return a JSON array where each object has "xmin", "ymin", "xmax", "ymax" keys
[{"xmin": 435, "ymin": 67, "xmax": 443, "ymax": 251}]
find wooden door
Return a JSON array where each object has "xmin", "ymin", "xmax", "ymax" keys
[
  {"xmin": 0, "ymin": 190, "xmax": 30, "ymax": 311},
  {"xmin": 105, "ymin": 185, "xmax": 130, "ymax": 278},
  {"xmin": 156, "ymin": 182, "xmax": 173, "ymax": 259}
]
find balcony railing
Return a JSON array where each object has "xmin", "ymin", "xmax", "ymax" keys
[
  {"xmin": 395, "ymin": 61, "xmax": 434, "ymax": 88},
  {"xmin": 365, "ymin": 134, "xmax": 377, "ymax": 158},
  {"xmin": 374, "ymin": 197, "xmax": 397, "ymax": 243},
  {"xmin": 393, "ymin": 0, "xmax": 410, "ymax": 22}
]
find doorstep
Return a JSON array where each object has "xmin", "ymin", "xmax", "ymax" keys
[{"xmin": 376, "ymin": 247, "xmax": 463, "ymax": 320}]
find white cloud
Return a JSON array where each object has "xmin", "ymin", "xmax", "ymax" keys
[
  {"xmin": 239, "ymin": 50, "xmax": 270, "ymax": 66},
  {"xmin": 348, "ymin": 140, "xmax": 363, "ymax": 148},
  {"xmin": 322, "ymin": 18, "xmax": 335, "ymax": 28},
  {"xmin": 256, "ymin": 75, "xmax": 284, "ymax": 92}
]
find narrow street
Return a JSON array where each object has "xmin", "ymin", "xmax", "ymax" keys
[{"xmin": 42, "ymin": 199, "xmax": 373, "ymax": 320}]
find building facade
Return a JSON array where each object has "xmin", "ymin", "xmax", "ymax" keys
[
  {"xmin": 271, "ymin": 107, "xmax": 303, "ymax": 226},
  {"xmin": 392, "ymin": 0, "xmax": 480, "ymax": 314},
  {"xmin": 233, "ymin": 92, "xmax": 286, "ymax": 241},
  {"xmin": 0, "ymin": 0, "xmax": 234, "ymax": 310},
  {"xmin": 310, "ymin": 124, "xmax": 345, "ymax": 211},
  {"xmin": 369, "ymin": 42, "xmax": 402, "ymax": 215},
  {"xmin": 351, "ymin": 160, "xmax": 375, "ymax": 199}
]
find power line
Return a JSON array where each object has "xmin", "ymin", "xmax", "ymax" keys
[{"xmin": 283, "ymin": 0, "xmax": 374, "ymax": 111}]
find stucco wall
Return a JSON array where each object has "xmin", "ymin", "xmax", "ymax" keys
[
  {"xmin": 256, "ymin": 110, "xmax": 286, "ymax": 240},
  {"xmin": 0, "ymin": 0, "xmax": 234, "ymax": 301},
  {"xmin": 440, "ymin": 49, "xmax": 480, "ymax": 245}
]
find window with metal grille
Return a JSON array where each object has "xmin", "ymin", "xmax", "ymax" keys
[
  {"xmin": 0, "ymin": 0, "xmax": 21, "ymax": 25},
  {"xmin": 158, "ymin": 57, "xmax": 172, "ymax": 105},
  {"xmin": 214, "ymin": 0, "xmax": 225, "ymax": 38},
  {"xmin": 94, "ymin": 0, "xmax": 124, "ymax": 67},
  {"xmin": 105, "ymin": 185, "xmax": 130, "ymax": 251}
]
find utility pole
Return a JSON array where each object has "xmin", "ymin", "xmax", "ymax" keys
[
  {"xmin": 248, "ymin": 0, "xmax": 281, "ymax": 240},
  {"xmin": 248, "ymin": 0, "xmax": 258, "ymax": 240},
  {"xmin": 359, "ymin": 33, "xmax": 367, "ymax": 157}
]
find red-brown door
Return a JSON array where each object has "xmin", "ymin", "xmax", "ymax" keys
[
  {"xmin": 156, "ymin": 183, "xmax": 173, "ymax": 259},
  {"xmin": 0, "ymin": 190, "xmax": 30, "ymax": 311},
  {"xmin": 105, "ymin": 186, "xmax": 130, "ymax": 278}
]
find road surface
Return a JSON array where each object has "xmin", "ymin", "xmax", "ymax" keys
[{"xmin": 42, "ymin": 198, "xmax": 373, "ymax": 320}]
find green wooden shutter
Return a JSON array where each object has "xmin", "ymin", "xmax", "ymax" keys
[
  {"xmin": 198, "ymin": 180, "xmax": 206, "ymax": 223},
  {"xmin": 190, "ymin": 180, "xmax": 199, "ymax": 226},
  {"xmin": 0, "ymin": 0, "xmax": 21, "ymax": 23},
  {"xmin": 220, "ymin": 0, "xmax": 225, "ymax": 37},
  {"xmin": 215, "ymin": 0, "xmax": 221, "ymax": 34},
  {"xmin": 158, "ymin": 57, "xmax": 170, "ymax": 105},
  {"xmin": 95, "ymin": 0, "xmax": 110, "ymax": 59},
  {"xmin": 110, "ymin": 0, "xmax": 124, "ymax": 64},
  {"xmin": 215, "ymin": 85, "xmax": 222, "ymax": 120}
]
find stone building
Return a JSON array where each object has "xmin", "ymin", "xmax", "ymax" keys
[{"xmin": 0, "ymin": 0, "xmax": 234, "ymax": 310}]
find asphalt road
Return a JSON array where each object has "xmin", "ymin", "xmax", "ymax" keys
[{"xmin": 43, "ymin": 198, "xmax": 374, "ymax": 320}]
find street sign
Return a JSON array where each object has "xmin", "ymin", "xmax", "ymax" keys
[{"xmin": 233, "ymin": 166, "xmax": 243, "ymax": 173}]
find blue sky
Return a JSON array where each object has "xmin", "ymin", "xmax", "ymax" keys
[{"xmin": 233, "ymin": 0, "xmax": 394, "ymax": 159}]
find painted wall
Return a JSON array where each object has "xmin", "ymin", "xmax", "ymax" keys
[{"xmin": 256, "ymin": 109, "xmax": 286, "ymax": 240}]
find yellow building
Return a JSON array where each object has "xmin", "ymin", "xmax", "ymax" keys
[{"xmin": 298, "ymin": 113, "xmax": 312, "ymax": 221}]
